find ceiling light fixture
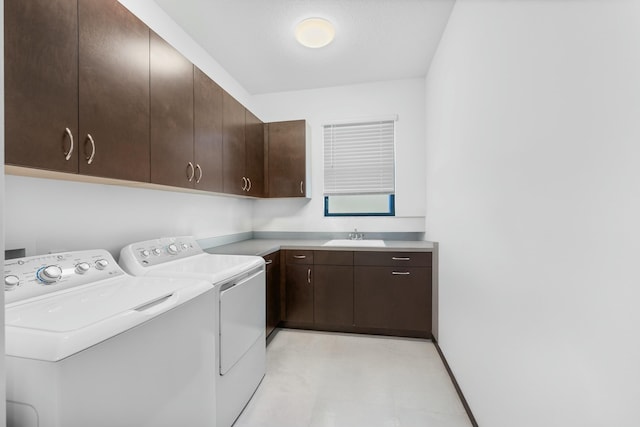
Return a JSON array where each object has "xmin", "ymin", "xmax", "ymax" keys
[{"xmin": 295, "ymin": 18, "xmax": 335, "ymax": 48}]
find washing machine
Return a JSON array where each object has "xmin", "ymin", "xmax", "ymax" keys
[
  {"xmin": 119, "ymin": 236, "xmax": 266, "ymax": 427},
  {"xmin": 4, "ymin": 249, "xmax": 216, "ymax": 427}
]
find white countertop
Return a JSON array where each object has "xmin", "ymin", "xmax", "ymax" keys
[{"xmin": 204, "ymin": 239, "xmax": 435, "ymax": 257}]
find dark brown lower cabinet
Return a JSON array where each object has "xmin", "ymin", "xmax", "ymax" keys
[
  {"xmin": 313, "ymin": 251, "xmax": 354, "ymax": 328},
  {"xmin": 264, "ymin": 252, "xmax": 281, "ymax": 337},
  {"xmin": 285, "ymin": 264, "xmax": 314, "ymax": 324},
  {"xmin": 283, "ymin": 249, "xmax": 432, "ymax": 338},
  {"xmin": 354, "ymin": 266, "xmax": 431, "ymax": 333},
  {"xmin": 314, "ymin": 265, "xmax": 354, "ymax": 327}
]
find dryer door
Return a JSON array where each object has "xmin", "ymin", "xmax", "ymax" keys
[{"xmin": 219, "ymin": 269, "xmax": 266, "ymax": 375}]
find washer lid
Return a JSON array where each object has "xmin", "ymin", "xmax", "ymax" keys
[
  {"xmin": 136, "ymin": 253, "xmax": 264, "ymax": 284},
  {"xmin": 5, "ymin": 275, "xmax": 212, "ymax": 361}
]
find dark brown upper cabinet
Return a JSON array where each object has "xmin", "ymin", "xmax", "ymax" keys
[
  {"xmin": 221, "ymin": 93, "xmax": 266, "ymax": 197},
  {"xmin": 5, "ymin": 0, "xmax": 79, "ymax": 173},
  {"xmin": 5, "ymin": 0, "xmax": 150, "ymax": 181},
  {"xmin": 150, "ymin": 32, "xmax": 195, "ymax": 189},
  {"xmin": 194, "ymin": 68, "xmax": 224, "ymax": 192},
  {"xmin": 5, "ymin": 0, "xmax": 312, "ymax": 201},
  {"xmin": 222, "ymin": 92, "xmax": 246, "ymax": 195},
  {"xmin": 78, "ymin": 0, "xmax": 150, "ymax": 182},
  {"xmin": 245, "ymin": 110, "xmax": 265, "ymax": 197},
  {"xmin": 266, "ymin": 120, "xmax": 310, "ymax": 198}
]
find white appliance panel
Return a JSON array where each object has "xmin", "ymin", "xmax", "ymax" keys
[
  {"xmin": 119, "ymin": 236, "xmax": 267, "ymax": 427},
  {"xmin": 5, "ymin": 276, "xmax": 211, "ymax": 361},
  {"xmin": 6, "ymin": 289, "xmax": 216, "ymax": 427},
  {"xmin": 219, "ymin": 269, "xmax": 266, "ymax": 375},
  {"xmin": 5, "ymin": 249, "xmax": 217, "ymax": 427}
]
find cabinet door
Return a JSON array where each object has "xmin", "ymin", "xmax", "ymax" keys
[
  {"xmin": 78, "ymin": 0, "xmax": 150, "ymax": 182},
  {"xmin": 314, "ymin": 265, "xmax": 354, "ymax": 327},
  {"xmin": 285, "ymin": 265, "xmax": 314, "ymax": 324},
  {"xmin": 222, "ymin": 92, "xmax": 246, "ymax": 195},
  {"xmin": 149, "ymin": 32, "xmax": 194, "ymax": 188},
  {"xmin": 245, "ymin": 110, "xmax": 265, "ymax": 197},
  {"xmin": 194, "ymin": 68, "xmax": 223, "ymax": 192},
  {"xmin": 267, "ymin": 120, "xmax": 306, "ymax": 197},
  {"xmin": 5, "ymin": 0, "xmax": 79, "ymax": 173},
  {"xmin": 265, "ymin": 252, "xmax": 281, "ymax": 337},
  {"xmin": 354, "ymin": 266, "xmax": 431, "ymax": 333}
]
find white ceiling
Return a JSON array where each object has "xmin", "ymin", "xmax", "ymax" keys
[{"xmin": 153, "ymin": 0, "xmax": 456, "ymax": 95}]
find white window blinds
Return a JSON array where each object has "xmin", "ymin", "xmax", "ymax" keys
[{"xmin": 323, "ymin": 120, "xmax": 395, "ymax": 195}]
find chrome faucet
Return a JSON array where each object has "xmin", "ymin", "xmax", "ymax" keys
[{"xmin": 348, "ymin": 228, "xmax": 364, "ymax": 240}]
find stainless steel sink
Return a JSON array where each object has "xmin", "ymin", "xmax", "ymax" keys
[{"xmin": 322, "ymin": 239, "xmax": 386, "ymax": 247}]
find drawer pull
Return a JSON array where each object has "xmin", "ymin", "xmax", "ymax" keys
[
  {"xmin": 293, "ymin": 255, "xmax": 306, "ymax": 259},
  {"xmin": 265, "ymin": 259, "xmax": 273, "ymax": 265},
  {"xmin": 392, "ymin": 257, "xmax": 410, "ymax": 261},
  {"xmin": 392, "ymin": 271, "xmax": 411, "ymax": 276}
]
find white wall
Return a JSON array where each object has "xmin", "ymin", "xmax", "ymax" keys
[
  {"xmin": 425, "ymin": 1, "xmax": 640, "ymax": 426},
  {"xmin": 252, "ymin": 79, "xmax": 427, "ymax": 233},
  {"xmin": 4, "ymin": 176, "xmax": 252, "ymax": 258},
  {"xmin": 4, "ymin": 1, "xmax": 257, "ymax": 259}
]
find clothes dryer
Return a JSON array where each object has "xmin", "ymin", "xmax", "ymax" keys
[{"xmin": 120, "ymin": 236, "xmax": 266, "ymax": 427}]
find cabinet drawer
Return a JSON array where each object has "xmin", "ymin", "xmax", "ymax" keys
[
  {"xmin": 285, "ymin": 250, "xmax": 314, "ymax": 265},
  {"xmin": 314, "ymin": 251, "xmax": 353, "ymax": 265},
  {"xmin": 354, "ymin": 251, "xmax": 431, "ymax": 267}
]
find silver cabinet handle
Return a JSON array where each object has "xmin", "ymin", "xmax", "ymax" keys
[
  {"xmin": 241, "ymin": 176, "xmax": 248, "ymax": 191},
  {"xmin": 265, "ymin": 259, "xmax": 273, "ymax": 265},
  {"xmin": 85, "ymin": 134, "xmax": 96, "ymax": 164},
  {"xmin": 300, "ymin": 180, "xmax": 304, "ymax": 194},
  {"xmin": 63, "ymin": 127, "xmax": 74, "ymax": 161},
  {"xmin": 247, "ymin": 177, "xmax": 252, "ymax": 192},
  {"xmin": 293, "ymin": 255, "xmax": 306, "ymax": 259},
  {"xmin": 195, "ymin": 164, "xmax": 203, "ymax": 183},
  {"xmin": 392, "ymin": 257, "xmax": 411, "ymax": 261},
  {"xmin": 186, "ymin": 162, "xmax": 195, "ymax": 182},
  {"xmin": 307, "ymin": 268, "xmax": 311, "ymax": 284},
  {"xmin": 392, "ymin": 271, "xmax": 411, "ymax": 275}
]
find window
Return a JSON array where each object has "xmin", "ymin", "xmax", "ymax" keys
[{"xmin": 323, "ymin": 118, "xmax": 396, "ymax": 216}]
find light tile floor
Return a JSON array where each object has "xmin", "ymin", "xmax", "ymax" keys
[{"xmin": 234, "ymin": 329, "xmax": 473, "ymax": 427}]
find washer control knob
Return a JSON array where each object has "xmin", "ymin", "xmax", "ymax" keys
[
  {"xmin": 140, "ymin": 250, "xmax": 150, "ymax": 258},
  {"xmin": 5, "ymin": 275, "xmax": 20, "ymax": 291},
  {"xmin": 152, "ymin": 248, "xmax": 162, "ymax": 256},
  {"xmin": 181, "ymin": 243, "xmax": 188, "ymax": 250},
  {"xmin": 167, "ymin": 244, "xmax": 179, "ymax": 255},
  {"xmin": 95, "ymin": 259, "xmax": 109, "ymax": 270},
  {"xmin": 75, "ymin": 262, "xmax": 91, "ymax": 275},
  {"xmin": 38, "ymin": 265, "xmax": 63, "ymax": 284}
]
